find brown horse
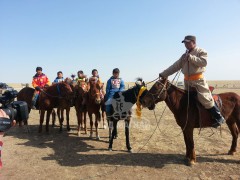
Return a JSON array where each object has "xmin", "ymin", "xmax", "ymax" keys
[
  {"xmin": 86, "ymin": 78, "xmax": 102, "ymax": 139},
  {"xmin": 55, "ymin": 78, "xmax": 75, "ymax": 132},
  {"xmin": 74, "ymin": 80, "xmax": 88, "ymax": 136},
  {"xmin": 100, "ymin": 84, "xmax": 107, "ymax": 129},
  {"xmin": 17, "ymin": 82, "xmax": 73, "ymax": 133},
  {"xmin": 141, "ymin": 78, "xmax": 240, "ymax": 165}
]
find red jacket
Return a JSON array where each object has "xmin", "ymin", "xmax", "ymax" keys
[{"xmin": 32, "ymin": 73, "xmax": 50, "ymax": 88}]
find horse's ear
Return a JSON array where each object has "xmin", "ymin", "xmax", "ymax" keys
[{"xmin": 142, "ymin": 81, "xmax": 146, "ymax": 87}]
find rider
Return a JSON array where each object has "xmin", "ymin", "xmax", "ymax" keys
[
  {"xmin": 105, "ymin": 68, "xmax": 125, "ymax": 118},
  {"xmin": 75, "ymin": 70, "xmax": 88, "ymax": 84},
  {"xmin": 31, "ymin": 67, "xmax": 51, "ymax": 109},
  {"xmin": 91, "ymin": 69, "xmax": 104, "ymax": 99},
  {"xmin": 52, "ymin": 71, "xmax": 64, "ymax": 84},
  {"xmin": 159, "ymin": 35, "xmax": 225, "ymax": 128}
]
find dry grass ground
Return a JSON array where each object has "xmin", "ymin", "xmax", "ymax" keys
[{"xmin": 1, "ymin": 81, "xmax": 240, "ymax": 180}]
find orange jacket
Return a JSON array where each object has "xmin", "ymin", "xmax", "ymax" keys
[{"xmin": 32, "ymin": 73, "xmax": 50, "ymax": 88}]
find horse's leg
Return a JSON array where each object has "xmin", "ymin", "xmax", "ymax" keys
[
  {"xmin": 66, "ymin": 107, "xmax": 71, "ymax": 131},
  {"xmin": 39, "ymin": 110, "xmax": 45, "ymax": 133},
  {"xmin": 57, "ymin": 108, "xmax": 63, "ymax": 132},
  {"xmin": 114, "ymin": 119, "xmax": 118, "ymax": 139},
  {"xmin": 108, "ymin": 120, "xmax": 117, "ymax": 151},
  {"xmin": 77, "ymin": 110, "xmax": 81, "ymax": 137},
  {"xmin": 84, "ymin": 111, "xmax": 87, "ymax": 134},
  {"xmin": 102, "ymin": 111, "xmax": 106, "ymax": 129},
  {"xmin": 46, "ymin": 110, "xmax": 52, "ymax": 133},
  {"xmin": 89, "ymin": 113, "xmax": 93, "ymax": 138},
  {"xmin": 227, "ymin": 120, "xmax": 239, "ymax": 155},
  {"xmin": 95, "ymin": 112, "xmax": 100, "ymax": 140},
  {"xmin": 183, "ymin": 128, "xmax": 196, "ymax": 166},
  {"xmin": 52, "ymin": 109, "xmax": 56, "ymax": 127},
  {"xmin": 125, "ymin": 119, "xmax": 132, "ymax": 152}
]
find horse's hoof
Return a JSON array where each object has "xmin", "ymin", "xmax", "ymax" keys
[
  {"xmin": 128, "ymin": 149, "xmax": 133, "ymax": 153},
  {"xmin": 103, "ymin": 125, "xmax": 107, "ymax": 129},
  {"xmin": 89, "ymin": 134, "xmax": 93, "ymax": 138},
  {"xmin": 114, "ymin": 136, "xmax": 118, "ymax": 139},
  {"xmin": 96, "ymin": 136, "xmax": 101, "ymax": 140},
  {"xmin": 67, "ymin": 128, "xmax": 71, "ymax": 132},
  {"xmin": 188, "ymin": 160, "xmax": 196, "ymax": 166},
  {"xmin": 108, "ymin": 148, "xmax": 112, "ymax": 151},
  {"xmin": 77, "ymin": 132, "xmax": 81, "ymax": 137},
  {"xmin": 228, "ymin": 150, "xmax": 236, "ymax": 155}
]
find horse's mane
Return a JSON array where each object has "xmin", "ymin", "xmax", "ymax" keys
[{"xmin": 167, "ymin": 80, "xmax": 186, "ymax": 94}]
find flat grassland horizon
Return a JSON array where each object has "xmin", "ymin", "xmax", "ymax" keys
[{"xmin": 7, "ymin": 80, "xmax": 240, "ymax": 90}]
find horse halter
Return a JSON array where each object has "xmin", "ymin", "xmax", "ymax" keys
[{"xmin": 148, "ymin": 80, "xmax": 169, "ymax": 103}]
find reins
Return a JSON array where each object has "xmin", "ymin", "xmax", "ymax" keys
[
  {"xmin": 137, "ymin": 71, "xmax": 181, "ymax": 153},
  {"xmin": 41, "ymin": 84, "xmax": 66, "ymax": 99}
]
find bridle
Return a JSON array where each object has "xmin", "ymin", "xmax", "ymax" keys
[{"xmin": 147, "ymin": 80, "xmax": 170, "ymax": 103}]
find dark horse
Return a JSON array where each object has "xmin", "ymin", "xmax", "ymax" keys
[
  {"xmin": 17, "ymin": 82, "xmax": 73, "ymax": 133},
  {"xmin": 141, "ymin": 78, "xmax": 240, "ymax": 165},
  {"xmin": 107, "ymin": 78, "xmax": 148, "ymax": 152}
]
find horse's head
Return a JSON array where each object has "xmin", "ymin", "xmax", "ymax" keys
[
  {"xmin": 75, "ymin": 80, "xmax": 88, "ymax": 95},
  {"xmin": 58, "ymin": 82, "xmax": 73, "ymax": 98},
  {"xmin": 141, "ymin": 78, "xmax": 168, "ymax": 110},
  {"xmin": 88, "ymin": 77, "xmax": 102, "ymax": 104},
  {"xmin": 134, "ymin": 78, "xmax": 148, "ymax": 100}
]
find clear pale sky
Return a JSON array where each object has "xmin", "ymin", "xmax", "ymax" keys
[{"xmin": 0, "ymin": 0, "xmax": 240, "ymax": 83}]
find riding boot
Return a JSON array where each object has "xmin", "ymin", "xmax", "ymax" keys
[
  {"xmin": 31, "ymin": 93, "xmax": 39, "ymax": 109},
  {"xmin": 208, "ymin": 104, "xmax": 225, "ymax": 128}
]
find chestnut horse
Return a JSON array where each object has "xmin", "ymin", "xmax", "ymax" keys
[
  {"xmin": 141, "ymin": 78, "xmax": 240, "ymax": 165},
  {"xmin": 86, "ymin": 78, "xmax": 102, "ymax": 139},
  {"xmin": 17, "ymin": 82, "xmax": 73, "ymax": 133},
  {"xmin": 107, "ymin": 79, "xmax": 148, "ymax": 152},
  {"xmin": 74, "ymin": 80, "xmax": 88, "ymax": 136},
  {"xmin": 55, "ymin": 78, "xmax": 76, "ymax": 132}
]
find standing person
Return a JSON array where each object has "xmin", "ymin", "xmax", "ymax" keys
[
  {"xmin": 31, "ymin": 67, "xmax": 50, "ymax": 109},
  {"xmin": 0, "ymin": 109, "xmax": 16, "ymax": 169},
  {"xmin": 52, "ymin": 71, "xmax": 64, "ymax": 84},
  {"xmin": 105, "ymin": 68, "xmax": 125, "ymax": 118},
  {"xmin": 159, "ymin": 35, "xmax": 224, "ymax": 128}
]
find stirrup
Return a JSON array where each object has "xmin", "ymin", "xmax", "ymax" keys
[{"xmin": 212, "ymin": 117, "xmax": 225, "ymax": 128}]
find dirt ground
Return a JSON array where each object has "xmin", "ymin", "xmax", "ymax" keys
[{"xmin": 1, "ymin": 85, "xmax": 240, "ymax": 180}]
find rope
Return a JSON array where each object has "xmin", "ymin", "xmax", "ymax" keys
[
  {"xmin": 137, "ymin": 70, "xmax": 181, "ymax": 152},
  {"xmin": 145, "ymin": 77, "xmax": 159, "ymax": 85}
]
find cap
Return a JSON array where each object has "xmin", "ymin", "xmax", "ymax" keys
[
  {"xmin": 78, "ymin": 70, "xmax": 84, "ymax": 74},
  {"xmin": 57, "ymin": 71, "xmax": 62, "ymax": 74},
  {"xmin": 182, "ymin": 35, "xmax": 196, "ymax": 43},
  {"xmin": 36, "ymin": 67, "xmax": 42, "ymax": 71}
]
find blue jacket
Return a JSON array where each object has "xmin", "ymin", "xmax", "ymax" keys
[
  {"xmin": 53, "ymin": 77, "xmax": 64, "ymax": 83},
  {"xmin": 106, "ymin": 76, "xmax": 125, "ymax": 99}
]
